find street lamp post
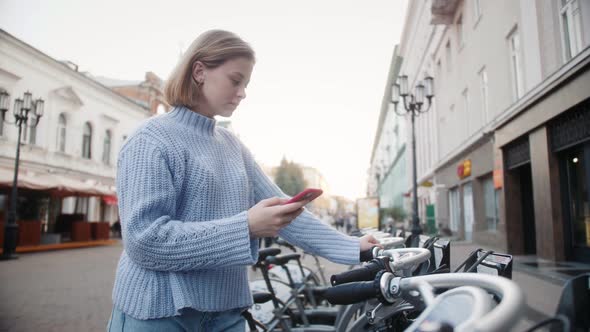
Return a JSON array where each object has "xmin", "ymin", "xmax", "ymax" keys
[
  {"xmin": 390, "ymin": 75, "xmax": 434, "ymax": 247},
  {"xmin": 0, "ymin": 91, "xmax": 44, "ymax": 260}
]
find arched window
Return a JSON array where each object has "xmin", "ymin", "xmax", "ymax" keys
[
  {"xmin": 82, "ymin": 122, "xmax": 92, "ymax": 159},
  {"xmin": 57, "ymin": 113, "xmax": 67, "ymax": 152},
  {"xmin": 102, "ymin": 129, "xmax": 112, "ymax": 165},
  {"xmin": 0, "ymin": 88, "xmax": 7, "ymax": 137}
]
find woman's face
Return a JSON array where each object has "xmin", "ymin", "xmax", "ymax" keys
[{"xmin": 194, "ymin": 56, "xmax": 254, "ymax": 118}]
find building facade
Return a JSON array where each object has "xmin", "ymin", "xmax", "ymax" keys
[
  {"xmin": 0, "ymin": 29, "xmax": 151, "ymax": 234},
  {"xmin": 397, "ymin": 0, "xmax": 590, "ymax": 262},
  {"xmin": 368, "ymin": 45, "xmax": 409, "ymax": 227}
]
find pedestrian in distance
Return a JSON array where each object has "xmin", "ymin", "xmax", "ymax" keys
[{"xmin": 107, "ymin": 29, "xmax": 380, "ymax": 332}]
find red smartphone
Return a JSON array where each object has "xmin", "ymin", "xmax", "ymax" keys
[{"xmin": 283, "ymin": 188, "xmax": 323, "ymax": 205}]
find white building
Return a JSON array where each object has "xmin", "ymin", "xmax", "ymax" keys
[
  {"xmin": 0, "ymin": 29, "xmax": 151, "ymax": 234},
  {"xmin": 397, "ymin": 0, "xmax": 590, "ymax": 263}
]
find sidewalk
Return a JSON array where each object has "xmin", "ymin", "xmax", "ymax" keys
[
  {"xmin": 0, "ymin": 239, "xmax": 118, "ymax": 254},
  {"xmin": 449, "ymin": 241, "xmax": 590, "ymax": 330}
]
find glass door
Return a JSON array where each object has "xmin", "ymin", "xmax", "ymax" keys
[
  {"xmin": 449, "ymin": 188, "xmax": 460, "ymax": 234},
  {"xmin": 562, "ymin": 143, "xmax": 590, "ymax": 262},
  {"xmin": 463, "ymin": 183, "xmax": 474, "ymax": 242}
]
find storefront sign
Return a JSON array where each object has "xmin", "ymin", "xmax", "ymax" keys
[
  {"xmin": 457, "ymin": 159, "xmax": 472, "ymax": 179},
  {"xmin": 493, "ymin": 169, "xmax": 503, "ymax": 189},
  {"xmin": 493, "ymin": 155, "xmax": 503, "ymax": 189}
]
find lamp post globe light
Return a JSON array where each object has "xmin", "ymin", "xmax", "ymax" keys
[
  {"xmin": 0, "ymin": 91, "xmax": 44, "ymax": 260},
  {"xmin": 390, "ymin": 75, "xmax": 434, "ymax": 246}
]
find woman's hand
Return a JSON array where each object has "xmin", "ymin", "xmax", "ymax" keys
[
  {"xmin": 359, "ymin": 234, "xmax": 382, "ymax": 251},
  {"xmin": 247, "ymin": 197, "xmax": 308, "ymax": 238}
]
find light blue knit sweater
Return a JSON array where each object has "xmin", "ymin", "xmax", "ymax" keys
[{"xmin": 113, "ymin": 106, "xmax": 360, "ymax": 319}]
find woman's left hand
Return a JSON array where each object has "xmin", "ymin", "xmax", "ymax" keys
[{"xmin": 359, "ymin": 234, "xmax": 382, "ymax": 251}]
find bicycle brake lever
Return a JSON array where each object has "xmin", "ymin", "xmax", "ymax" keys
[{"xmin": 366, "ymin": 302, "xmax": 383, "ymax": 324}]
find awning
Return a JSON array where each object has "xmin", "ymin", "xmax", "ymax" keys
[
  {"xmin": 102, "ymin": 195, "xmax": 118, "ymax": 205},
  {"xmin": 0, "ymin": 167, "xmax": 115, "ymax": 197}
]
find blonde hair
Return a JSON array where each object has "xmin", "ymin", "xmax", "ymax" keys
[{"xmin": 164, "ymin": 30, "xmax": 255, "ymax": 108}]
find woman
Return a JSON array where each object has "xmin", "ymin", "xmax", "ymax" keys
[{"xmin": 107, "ymin": 29, "xmax": 379, "ymax": 331}]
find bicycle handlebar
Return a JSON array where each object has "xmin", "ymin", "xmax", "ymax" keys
[
  {"xmin": 321, "ymin": 280, "xmax": 379, "ymax": 305},
  {"xmin": 324, "ymin": 272, "xmax": 525, "ymax": 331},
  {"xmin": 379, "ymin": 247, "xmax": 431, "ymax": 270},
  {"xmin": 360, "ymin": 247, "xmax": 376, "ymax": 262},
  {"xmin": 401, "ymin": 273, "xmax": 525, "ymax": 332},
  {"xmin": 378, "ymin": 236, "xmax": 405, "ymax": 249},
  {"xmin": 330, "ymin": 258, "xmax": 390, "ymax": 286}
]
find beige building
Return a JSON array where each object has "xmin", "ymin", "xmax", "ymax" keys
[
  {"xmin": 94, "ymin": 72, "xmax": 169, "ymax": 116},
  {"xmin": 397, "ymin": 0, "xmax": 590, "ymax": 263}
]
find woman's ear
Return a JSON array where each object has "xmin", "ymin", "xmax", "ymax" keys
[{"xmin": 192, "ymin": 61, "xmax": 205, "ymax": 84}]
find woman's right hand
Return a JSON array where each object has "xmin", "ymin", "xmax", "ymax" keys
[{"xmin": 247, "ymin": 197, "xmax": 308, "ymax": 238}]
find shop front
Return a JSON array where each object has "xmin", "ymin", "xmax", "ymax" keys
[
  {"xmin": 434, "ymin": 138, "xmax": 504, "ymax": 249},
  {"xmin": 552, "ymin": 99, "xmax": 590, "ymax": 262},
  {"xmin": 0, "ymin": 166, "xmax": 116, "ymax": 250},
  {"xmin": 495, "ymin": 55, "xmax": 590, "ymax": 262}
]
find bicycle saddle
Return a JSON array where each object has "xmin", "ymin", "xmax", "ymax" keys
[
  {"xmin": 267, "ymin": 253, "xmax": 301, "ymax": 266},
  {"xmin": 257, "ymin": 248, "xmax": 281, "ymax": 263},
  {"xmin": 252, "ymin": 292, "xmax": 273, "ymax": 304}
]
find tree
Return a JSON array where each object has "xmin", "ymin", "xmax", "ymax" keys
[
  {"xmin": 379, "ymin": 206, "xmax": 407, "ymax": 228},
  {"xmin": 274, "ymin": 156, "xmax": 307, "ymax": 196}
]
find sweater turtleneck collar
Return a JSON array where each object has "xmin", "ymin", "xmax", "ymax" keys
[{"xmin": 168, "ymin": 105, "xmax": 216, "ymax": 136}]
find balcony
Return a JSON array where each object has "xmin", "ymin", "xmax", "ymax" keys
[{"xmin": 431, "ymin": 0, "xmax": 460, "ymax": 25}]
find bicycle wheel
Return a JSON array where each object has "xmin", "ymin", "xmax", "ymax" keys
[{"xmin": 268, "ymin": 264, "xmax": 320, "ymax": 285}]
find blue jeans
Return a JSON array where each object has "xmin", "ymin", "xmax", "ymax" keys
[{"xmin": 107, "ymin": 306, "xmax": 246, "ymax": 332}]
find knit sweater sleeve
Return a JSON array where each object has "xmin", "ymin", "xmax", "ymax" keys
[
  {"xmin": 117, "ymin": 135, "xmax": 256, "ymax": 272},
  {"xmin": 241, "ymin": 143, "xmax": 360, "ymax": 265}
]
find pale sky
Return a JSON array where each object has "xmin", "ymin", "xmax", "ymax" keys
[{"xmin": 0, "ymin": 0, "xmax": 408, "ymax": 200}]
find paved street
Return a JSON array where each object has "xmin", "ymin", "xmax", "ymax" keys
[
  {"xmin": 0, "ymin": 239, "xmax": 585, "ymax": 331},
  {"xmin": 0, "ymin": 241, "xmax": 348, "ymax": 332},
  {"xmin": 0, "ymin": 243, "xmax": 122, "ymax": 332}
]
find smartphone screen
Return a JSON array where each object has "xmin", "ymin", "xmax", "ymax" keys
[{"xmin": 283, "ymin": 188, "xmax": 323, "ymax": 205}]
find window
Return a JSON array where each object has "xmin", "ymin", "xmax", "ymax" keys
[
  {"xmin": 449, "ymin": 187, "xmax": 460, "ymax": 232},
  {"xmin": 19, "ymin": 111, "xmax": 37, "ymax": 145},
  {"xmin": 82, "ymin": 122, "xmax": 92, "ymax": 159},
  {"xmin": 462, "ymin": 88, "xmax": 469, "ymax": 133},
  {"xmin": 560, "ymin": 0, "xmax": 583, "ymax": 61},
  {"xmin": 28, "ymin": 125, "xmax": 36, "ymax": 145},
  {"xmin": 102, "ymin": 129, "xmax": 112, "ymax": 165},
  {"xmin": 56, "ymin": 114, "xmax": 67, "ymax": 152},
  {"xmin": 473, "ymin": 0, "xmax": 482, "ymax": 21},
  {"xmin": 483, "ymin": 176, "xmax": 499, "ymax": 231},
  {"xmin": 0, "ymin": 110, "xmax": 3, "ymax": 137},
  {"xmin": 507, "ymin": 28, "xmax": 524, "ymax": 100},
  {"xmin": 457, "ymin": 15, "xmax": 464, "ymax": 48},
  {"xmin": 445, "ymin": 41, "xmax": 452, "ymax": 72},
  {"xmin": 479, "ymin": 67, "xmax": 489, "ymax": 122},
  {"xmin": 75, "ymin": 196, "xmax": 89, "ymax": 218},
  {"xmin": 21, "ymin": 123, "xmax": 27, "ymax": 144},
  {"xmin": 0, "ymin": 88, "xmax": 7, "ymax": 137}
]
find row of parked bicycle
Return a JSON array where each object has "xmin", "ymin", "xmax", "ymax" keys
[{"xmin": 243, "ymin": 228, "xmax": 589, "ymax": 331}]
